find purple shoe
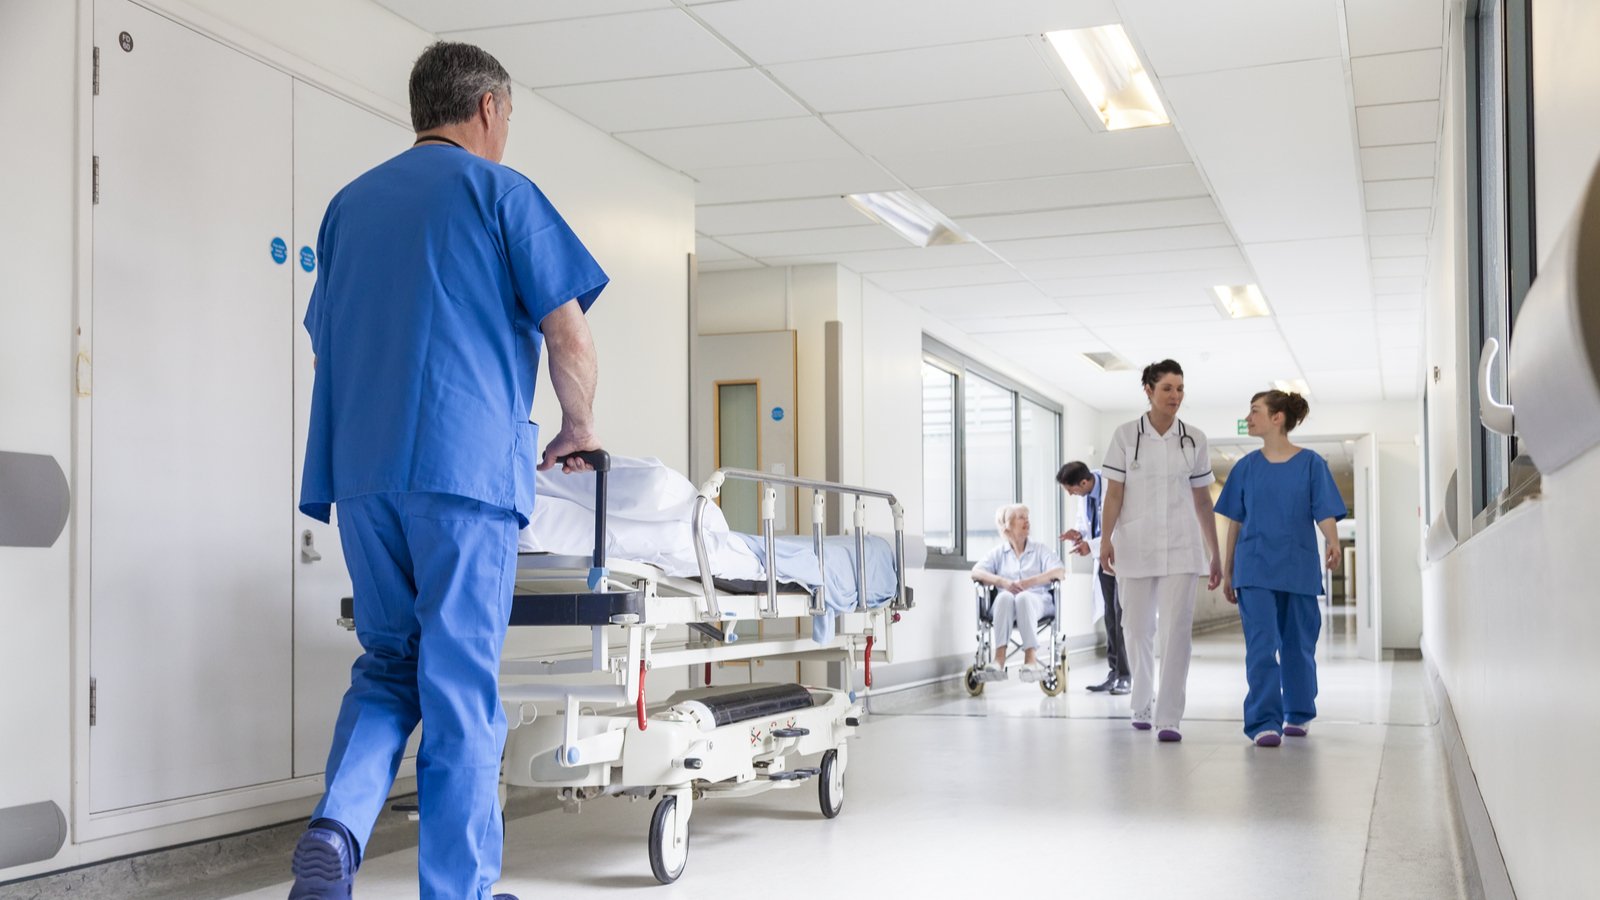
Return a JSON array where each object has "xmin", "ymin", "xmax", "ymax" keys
[
  {"xmin": 1157, "ymin": 729, "xmax": 1182, "ymax": 742},
  {"xmin": 1255, "ymin": 730, "xmax": 1282, "ymax": 747},
  {"xmin": 1284, "ymin": 723, "xmax": 1309, "ymax": 737},
  {"xmin": 289, "ymin": 824, "xmax": 357, "ymax": 899},
  {"xmin": 1132, "ymin": 720, "xmax": 1153, "ymax": 731}
]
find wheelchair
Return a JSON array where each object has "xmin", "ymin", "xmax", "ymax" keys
[{"xmin": 963, "ymin": 580, "xmax": 1068, "ymax": 697}]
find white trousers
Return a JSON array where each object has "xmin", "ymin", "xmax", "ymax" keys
[
  {"xmin": 992, "ymin": 589, "xmax": 1046, "ymax": 653},
  {"xmin": 1118, "ymin": 574, "xmax": 1198, "ymax": 728}
]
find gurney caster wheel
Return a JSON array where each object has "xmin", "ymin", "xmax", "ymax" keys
[
  {"xmin": 648, "ymin": 795, "xmax": 688, "ymax": 884},
  {"xmin": 818, "ymin": 749, "xmax": 844, "ymax": 819},
  {"xmin": 964, "ymin": 664, "xmax": 985, "ymax": 697}
]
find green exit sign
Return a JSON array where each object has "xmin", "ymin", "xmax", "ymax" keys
[{"xmin": 1237, "ymin": 419, "xmax": 1249, "ymax": 435}]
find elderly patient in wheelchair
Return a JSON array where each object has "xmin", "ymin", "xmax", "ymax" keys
[{"xmin": 970, "ymin": 504, "xmax": 1066, "ymax": 683}]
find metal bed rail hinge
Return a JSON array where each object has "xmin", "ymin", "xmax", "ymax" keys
[{"xmin": 89, "ymin": 677, "xmax": 97, "ymax": 726}]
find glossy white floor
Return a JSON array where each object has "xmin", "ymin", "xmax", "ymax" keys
[{"xmin": 229, "ymin": 618, "xmax": 1470, "ymax": 900}]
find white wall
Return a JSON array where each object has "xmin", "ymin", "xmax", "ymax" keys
[
  {"xmin": 1419, "ymin": 1, "xmax": 1600, "ymax": 896},
  {"xmin": 0, "ymin": 0, "xmax": 691, "ymax": 879}
]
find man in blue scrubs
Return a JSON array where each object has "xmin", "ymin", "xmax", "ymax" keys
[{"xmin": 290, "ymin": 42, "xmax": 608, "ymax": 900}]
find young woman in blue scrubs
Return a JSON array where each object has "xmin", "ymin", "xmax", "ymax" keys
[{"xmin": 1213, "ymin": 391, "xmax": 1346, "ymax": 747}]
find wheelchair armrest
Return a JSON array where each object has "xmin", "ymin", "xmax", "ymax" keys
[{"xmin": 971, "ymin": 579, "xmax": 998, "ymax": 620}]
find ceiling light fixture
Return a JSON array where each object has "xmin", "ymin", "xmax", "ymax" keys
[
  {"xmin": 1211, "ymin": 284, "xmax": 1272, "ymax": 319},
  {"xmin": 1272, "ymin": 378, "xmax": 1312, "ymax": 396},
  {"xmin": 1044, "ymin": 25, "xmax": 1170, "ymax": 131},
  {"xmin": 1081, "ymin": 351, "xmax": 1132, "ymax": 372},
  {"xmin": 843, "ymin": 191, "xmax": 968, "ymax": 248}
]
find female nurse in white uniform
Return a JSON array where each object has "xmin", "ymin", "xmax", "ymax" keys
[{"xmin": 1099, "ymin": 359, "xmax": 1222, "ymax": 742}]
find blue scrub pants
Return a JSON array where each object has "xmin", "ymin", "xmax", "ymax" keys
[
  {"xmin": 315, "ymin": 492, "xmax": 518, "ymax": 900},
  {"xmin": 1236, "ymin": 588, "xmax": 1320, "ymax": 738}
]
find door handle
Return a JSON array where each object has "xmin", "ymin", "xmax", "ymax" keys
[{"xmin": 301, "ymin": 529, "xmax": 323, "ymax": 563}]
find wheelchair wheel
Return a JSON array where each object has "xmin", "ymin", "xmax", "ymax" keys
[
  {"xmin": 964, "ymin": 664, "xmax": 985, "ymax": 697},
  {"xmin": 1040, "ymin": 654, "xmax": 1067, "ymax": 697}
]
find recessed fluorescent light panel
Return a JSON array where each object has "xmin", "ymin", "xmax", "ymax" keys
[
  {"xmin": 1211, "ymin": 284, "xmax": 1272, "ymax": 319},
  {"xmin": 1082, "ymin": 351, "xmax": 1132, "ymax": 372},
  {"xmin": 1045, "ymin": 25, "xmax": 1170, "ymax": 131},
  {"xmin": 844, "ymin": 192, "xmax": 968, "ymax": 248},
  {"xmin": 1272, "ymin": 378, "xmax": 1311, "ymax": 396}
]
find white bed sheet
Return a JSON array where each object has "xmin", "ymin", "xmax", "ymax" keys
[{"xmin": 519, "ymin": 456, "xmax": 765, "ymax": 581}]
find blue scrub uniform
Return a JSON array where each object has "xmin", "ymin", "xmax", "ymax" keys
[
  {"xmin": 300, "ymin": 144, "xmax": 607, "ymax": 899},
  {"xmin": 1214, "ymin": 449, "xmax": 1346, "ymax": 739}
]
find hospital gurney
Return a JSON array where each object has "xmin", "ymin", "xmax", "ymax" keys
[{"xmin": 338, "ymin": 452, "xmax": 912, "ymax": 884}]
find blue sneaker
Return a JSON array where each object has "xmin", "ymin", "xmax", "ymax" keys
[{"xmin": 289, "ymin": 823, "xmax": 357, "ymax": 899}]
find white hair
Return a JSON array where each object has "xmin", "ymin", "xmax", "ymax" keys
[{"xmin": 995, "ymin": 503, "xmax": 1029, "ymax": 533}]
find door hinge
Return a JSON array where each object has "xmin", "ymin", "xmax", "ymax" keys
[
  {"xmin": 89, "ymin": 677, "xmax": 97, "ymax": 726},
  {"xmin": 93, "ymin": 46, "xmax": 100, "ymax": 96},
  {"xmin": 92, "ymin": 156, "xmax": 100, "ymax": 205}
]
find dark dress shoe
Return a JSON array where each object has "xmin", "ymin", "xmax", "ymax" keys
[
  {"xmin": 1110, "ymin": 678, "xmax": 1131, "ymax": 695},
  {"xmin": 1086, "ymin": 676, "xmax": 1117, "ymax": 693}
]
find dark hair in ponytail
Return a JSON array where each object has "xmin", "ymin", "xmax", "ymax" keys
[
  {"xmin": 1251, "ymin": 390, "xmax": 1310, "ymax": 432},
  {"xmin": 1141, "ymin": 359, "xmax": 1183, "ymax": 390}
]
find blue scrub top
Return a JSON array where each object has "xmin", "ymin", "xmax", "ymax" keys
[
  {"xmin": 1213, "ymin": 449, "xmax": 1347, "ymax": 595},
  {"xmin": 299, "ymin": 144, "xmax": 609, "ymax": 526}
]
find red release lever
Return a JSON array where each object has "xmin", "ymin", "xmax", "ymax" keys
[
  {"xmin": 864, "ymin": 635, "xmax": 875, "ymax": 689},
  {"xmin": 637, "ymin": 660, "xmax": 648, "ymax": 731}
]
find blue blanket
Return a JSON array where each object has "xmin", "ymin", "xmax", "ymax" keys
[{"xmin": 732, "ymin": 533, "xmax": 899, "ymax": 642}]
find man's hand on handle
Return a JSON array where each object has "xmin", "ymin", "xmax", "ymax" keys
[{"xmin": 539, "ymin": 426, "xmax": 602, "ymax": 473}]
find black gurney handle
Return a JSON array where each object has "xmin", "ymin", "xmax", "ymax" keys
[{"xmin": 557, "ymin": 450, "xmax": 611, "ymax": 585}]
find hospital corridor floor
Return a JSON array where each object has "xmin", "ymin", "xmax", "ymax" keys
[{"xmin": 201, "ymin": 627, "xmax": 1472, "ymax": 899}]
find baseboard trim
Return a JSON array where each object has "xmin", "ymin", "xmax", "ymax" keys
[{"xmin": 1423, "ymin": 654, "xmax": 1517, "ymax": 900}]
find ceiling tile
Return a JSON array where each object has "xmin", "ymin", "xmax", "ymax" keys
[
  {"xmin": 989, "ymin": 224, "xmax": 1238, "ymax": 261},
  {"xmin": 764, "ymin": 243, "xmax": 1001, "ymax": 272},
  {"xmin": 697, "ymin": 197, "xmax": 871, "ymax": 235},
  {"xmin": 717, "ymin": 224, "xmax": 910, "ymax": 258},
  {"xmin": 1370, "ymin": 256, "xmax": 1428, "ymax": 277},
  {"xmin": 1356, "ymin": 101, "xmax": 1441, "ymax": 147},
  {"xmin": 1162, "ymin": 59, "xmax": 1365, "ymax": 242},
  {"xmin": 698, "ymin": 258, "xmax": 765, "ymax": 272},
  {"xmin": 1035, "ymin": 268, "xmax": 1253, "ymax": 299},
  {"xmin": 956, "ymin": 314, "xmax": 1084, "ymax": 334},
  {"xmin": 690, "ymin": 157, "xmax": 900, "ymax": 204},
  {"xmin": 825, "ymin": 92, "xmax": 1084, "ymax": 158},
  {"xmin": 1244, "ymin": 236, "xmax": 1374, "ymax": 315},
  {"xmin": 959, "ymin": 198, "xmax": 1224, "ymax": 242},
  {"xmin": 881, "ymin": 130, "xmax": 1194, "ymax": 188},
  {"xmin": 1365, "ymin": 178, "xmax": 1435, "ymax": 210},
  {"xmin": 372, "ymin": 0, "xmax": 671, "ymax": 33},
  {"xmin": 766, "ymin": 38, "xmax": 1058, "ymax": 113},
  {"xmin": 866, "ymin": 264, "xmax": 1025, "ymax": 292},
  {"xmin": 1375, "ymin": 293, "xmax": 1424, "ymax": 310},
  {"xmin": 1368, "ymin": 208, "xmax": 1432, "ymax": 235},
  {"xmin": 689, "ymin": 0, "xmax": 1120, "ymax": 65},
  {"xmin": 1373, "ymin": 275, "xmax": 1427, "ymax": 294},
  {"xmin": 694, "ymin": 235, "xmax": 748, "ymax": 262},
  {"xmin": 1015, "ymin": 247, "xmax": 1246, "ymax": 280},
  {"xmin": 1369, "ymin": 234, "xmax": 1430, "ymax": 257},
  {"xmin": 918, "ymin": 165, "xmax": 1207, "ymax": 218},
  {"xmin": 538, "ymin": 69, "xmax": 807, "ymax": 133},
  {"xmin": 452, "ymin": 9, "xmax": 745, "ymax": 87},
  {"xmin": 1351, "ymin": 49, "xmax": 1443, "ymax": 105},
  {"xmin": 1360, "ymin": 143, "xmax": 1437, "ymax": 180},
  {"xmin": 620, "ymin": 117, "xmax": 859, "ymax": 171},
  {"xmin": 1343, "ymin": 0, "xmax": 1446, "ymax": 56},
  {"xmin": 1069, "ymin": 303, "xmax": 1222, "ymax": 328},
  {"xmin": 909, "ymin": 285, "xmax": 1063, "ymax": 320},
  {"xmin": 1117, "ymin": 0, "xmax": 1342, "ymax": 77}
]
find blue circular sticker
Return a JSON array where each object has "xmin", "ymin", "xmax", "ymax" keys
[
  {"xmin": 299, "ymin": 246, "xmax": 316, "ymax": 273},
  {"xmin": 771, "ymin": 407, "xmax": 785, "ymax": 422},
  {"xmin": 270, "ymin": 237, "xmax": 287, "ymax": 264}
]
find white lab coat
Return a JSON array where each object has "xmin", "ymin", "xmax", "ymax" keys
[{"xmin": 1100, "ymin": 415, "xmax": 1215, "ymax": 579}]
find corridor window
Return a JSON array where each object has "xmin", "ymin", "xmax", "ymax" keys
[
  {"xmin": 921, "ymin": 338, "xmax": 1064, "ymax": 567},
  {"xmin": 1465, "ymin": 0, "xmax": 1534, "ymax": 519}
]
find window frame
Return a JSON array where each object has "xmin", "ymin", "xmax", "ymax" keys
[
  {"xmin": 921, "ymin": 336, "xmax": 1064, "ymax": 570},
  {"xmin": 1464, "ymin": 0, "xmax": 1536, "ymax": 523}
]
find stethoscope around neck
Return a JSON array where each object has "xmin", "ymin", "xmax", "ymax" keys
[{"xmin": 1131, "ymin": 416, "xmax": 1197, "ymax": 470}]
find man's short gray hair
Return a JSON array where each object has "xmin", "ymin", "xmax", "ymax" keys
[
  {"xmin": 409, "ymin": 42, "xmax": 511, "ymax": 133},
  {"xmin": 995, "ymin": 504, "xmax": 1029, "ymax": 534}
]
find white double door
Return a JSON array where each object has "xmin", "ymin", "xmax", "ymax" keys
[{"xmin": 89, "ymin": 0, "xmax": 408, "ymax": 813}]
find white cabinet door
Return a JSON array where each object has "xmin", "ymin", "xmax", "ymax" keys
[
  {"xmin": 90, "ymin": 0, "xmax": 293, "ymax": 811},
  {"xmin": 290, "ymin": 82, "xmax": 413, "ymax": 777}
]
